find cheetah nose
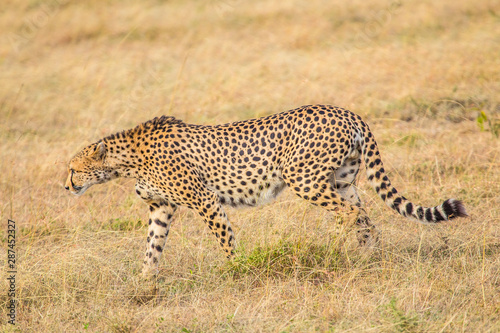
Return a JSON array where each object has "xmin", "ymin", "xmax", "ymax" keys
[{"xmin": 65, "ymin": 186, "xmax": 70, "ymax": 190}]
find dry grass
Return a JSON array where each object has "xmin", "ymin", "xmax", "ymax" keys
[{"xmin": 1, "ymin": 0, "xmax": 499, "ymax": 331}]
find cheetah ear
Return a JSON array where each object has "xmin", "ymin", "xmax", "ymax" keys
[{"xmin": 91, "ymin": 142, "xmax": 106, "ymax": 161}]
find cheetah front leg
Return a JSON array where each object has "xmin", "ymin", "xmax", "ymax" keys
[
  {"xmin": 141, "ymin": 200, "xmax": 177, "ymax": 277},
  {"xmin": 192, "ymin": 189, "xmax": 236, "ymax": 259},
  {"xmin": 136, "ymin": 180, "xmax": 178, "ymax": 277}
]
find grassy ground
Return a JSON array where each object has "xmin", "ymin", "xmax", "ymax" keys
[{"xmin": 1, "ymin": 0, "xmax": 499, "ymax": 331}]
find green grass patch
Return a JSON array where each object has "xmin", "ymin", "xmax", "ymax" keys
[
  {"xmin": 223, "ymin": 238, "xmax": 343, "ymax": 280},
  {"xmin": 381, "ymin": 298, "xmax": 421, "ymax": 333},
  {"xmin": 103, "ymin": 218, "xmax": 145, "ymax": 231}
]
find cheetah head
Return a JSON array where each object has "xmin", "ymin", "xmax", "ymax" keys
[{"xmin": 65, "ymin": 141, "xmax": 114, "ymax": 195}]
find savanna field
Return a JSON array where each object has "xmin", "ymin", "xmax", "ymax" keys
[{"xmin": 1, "ymin": 0, "xmax": 499, "ymax": 331}]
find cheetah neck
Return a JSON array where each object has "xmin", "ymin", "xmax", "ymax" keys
[
  {"xmin": 100, "ymin": 116, "xmax": 182, "ymax": 180},
  {"xmin": 101, "ymin": 132, "xmax": 144, "ymax": 179}
]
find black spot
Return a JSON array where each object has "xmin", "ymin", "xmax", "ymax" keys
[
  {"xmin": 393, "ymin": 197, "xmax": 402, "ymax": 209},
  {"xmin": 154, "ymin": 219, "xmax": 167, "ymax": 228},
  {"xmin": 416, "ymin": 207, "xmax": 424, "ymax": 219},
  {"xmin": 406, "ymin": 202, "xmax": 413, "ymax": 216}
]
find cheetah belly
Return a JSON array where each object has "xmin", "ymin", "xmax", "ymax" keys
[{"xmin": 212, "ymin": 171, "xmax": 286, "ymax": 208}]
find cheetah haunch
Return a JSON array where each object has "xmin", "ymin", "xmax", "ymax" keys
[{"xmin": 65, "ymin": 105, "xmax": 467, "ymax": 276}]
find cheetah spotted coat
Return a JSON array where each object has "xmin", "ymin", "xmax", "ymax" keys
[{"xmin": 65, "ymin": 105, "xmax": 467, "ymax": 276}]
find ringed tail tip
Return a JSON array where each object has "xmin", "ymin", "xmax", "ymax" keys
[{"xmin": 443, "ymin": 199, "xmax": 468, "ymax": 220}]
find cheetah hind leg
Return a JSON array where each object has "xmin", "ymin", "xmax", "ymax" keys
[
  {"xmin": 283, "ymin": 169, "xmax": 368, "ymax": 248},
  {"xmin": 354, "ymin": 214, "xmax": 379, "ymax": 247},
  {"xmin": 330, "ymin": 158, "xmax": 379, "ymax": 247}
]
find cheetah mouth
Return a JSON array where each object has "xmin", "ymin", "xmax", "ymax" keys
[{"xmin": 71, "ymin": 185, "xmax": 88, "ymax": 196}]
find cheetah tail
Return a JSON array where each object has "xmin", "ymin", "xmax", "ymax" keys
[{"xmin": 360, "ymin": 127, "xmax": 468, "ymax": 224}]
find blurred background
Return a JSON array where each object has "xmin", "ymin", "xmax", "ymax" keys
[{"xmin": 0, "ymin": 0, "xmax": 499, "ymax": 331}]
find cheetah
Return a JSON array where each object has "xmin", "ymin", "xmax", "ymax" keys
[{"xmin": 65, "ymin": 105, "xmax": 467, "ymax": 276}]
